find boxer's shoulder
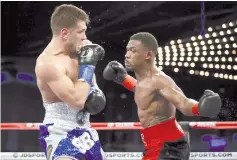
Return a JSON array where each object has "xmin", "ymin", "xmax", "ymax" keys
[
  {"xmin": 151, "ymin": 71, "xmax": 168, "ymax": 84},
  {"xmin": 152, "ymin": 71, "xmax": 176, "ymax": 90},
  {"xmin": 36, "ymin": 55, "xmax": 66, "ymax": 81}
]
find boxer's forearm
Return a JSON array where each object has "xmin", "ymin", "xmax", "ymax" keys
[
  {"xmin": 182, "ymin": 98, "xmax": 199, "ymax": 116},
  {"xmin": 73, "ymin": 80, "xmax": 91, "ymax": 109},
  {"xmin": 73, "ymin": 74, "xmax": 97, "ymax": 109},
  {"xmin": 173, "ymin": 93, "xmax": 199, "ymax": 116},
  {"xmin": 159, "ymin": 87, "xmax": 198, "ymax": 116}
]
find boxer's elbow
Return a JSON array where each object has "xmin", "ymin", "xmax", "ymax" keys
[
  {"xmin": 63, "ymin": 99, "xmax": 85, "ymax": 110},
  {"xmin": 66, "ymin": 95, "xmax": 86, "ymax": 110},
  {"xmin": 54, "ymin": 93, "xmax": 85, "ymax": 110},
  {"xmin": 74, "ymin": 99, "xmax": 86, "ymax": 110}
]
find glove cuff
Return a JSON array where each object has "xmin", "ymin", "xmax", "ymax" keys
[
  {"xmin": 78, "ymin": 65, "xmax": 95, "ymax": 85},
  {"xmin": 191, "ymin": 103, "xmax": 200, "ymax": 116},
  {"xmin": 121, "ymin": 75, "xmax": 137, "ymax": 91}
]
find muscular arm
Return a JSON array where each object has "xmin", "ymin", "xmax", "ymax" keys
[
  {"xmin": 36, "ymin": 63, "xmax": 90, "ymax": 109},
  {"xmin": 155, "ymin": 76, "xmax": 198, "ymax": 116}
]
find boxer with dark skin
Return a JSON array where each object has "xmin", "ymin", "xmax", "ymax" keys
[{"xmin": 103, "ymin": 32, "xmax": 221, "ymax": 160}]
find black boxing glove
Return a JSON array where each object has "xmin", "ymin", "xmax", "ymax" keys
[
  {"xmin": 84, "ymin": 84, "xmax": 106, "ymax": 115},
  {"xmin": 192, "ymin": 90, "xmax": 222, "ymax": 117},
  {"xmin": 78, "ymin": 44, "xmax": 105, "ymax": 85},
  {"xmin": 103, "ymin": 61, "xmax": 137, "ymax": 91}
]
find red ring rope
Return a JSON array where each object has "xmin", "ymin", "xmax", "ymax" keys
[{"xmin": 1, "ymin": 121, "xmax": 237, "ymax": 130}]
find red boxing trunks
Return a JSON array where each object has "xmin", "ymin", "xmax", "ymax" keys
[{"xmin": 140, "ymin": 118, "xmax": 190, "ymax": 160}]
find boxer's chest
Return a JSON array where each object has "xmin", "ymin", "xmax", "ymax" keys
[{"xmin": 135, "ymin": 80, "xmax": 156, "ymax": 109}]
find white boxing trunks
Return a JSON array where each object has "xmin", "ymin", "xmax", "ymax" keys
[{"xmin": 39, "ymin": 102, "xmax": 105, "ymax": 160}]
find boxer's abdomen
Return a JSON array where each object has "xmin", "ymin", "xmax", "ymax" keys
[
  {"xmin": 135, "ymin": 87, "xmax": 176, "ymax": 128},
  {"xmin": 37, "ymin": 79, "xmax": 62, "ymax": 103}
]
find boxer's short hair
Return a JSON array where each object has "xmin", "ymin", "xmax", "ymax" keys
[
  {"xmin": 130, "ymin": 32, "xmax": 158, "ymax": 55},
  {"xmin": 50, "ymin": 4, "xmax": 89, "ymax": 35}
]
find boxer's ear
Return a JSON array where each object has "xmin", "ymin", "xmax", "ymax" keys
[
  {"xmin": 145, "ymin": 51, "xmax": 153, "ymax": 60},
  {"xmin": 60, "ymin": 28, "xmax": 69, "ymax": 41}
]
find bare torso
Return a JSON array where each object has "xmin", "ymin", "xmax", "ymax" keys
[
  {"xmin": 134, "ymin": 71, "xmax": 176, "ymax": 128},
  {"xmin": 35, "ymin": 46, "xmax": 79, "ymax": 103}
]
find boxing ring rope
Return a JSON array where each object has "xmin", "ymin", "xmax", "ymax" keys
[
  {"xmin": 1, "ymin": 121, "xmax": 237, "ymax": 130},
  {"xmin": 1, "ymin": 121, "xmax": 237, "ymax": 160}
]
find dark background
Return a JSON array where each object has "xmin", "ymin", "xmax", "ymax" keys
[{"xmin": 1, "ymin": 1, "xmax": 237, "ymax": 153}]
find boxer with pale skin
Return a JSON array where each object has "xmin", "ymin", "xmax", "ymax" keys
[{"xmin": 35, "ymin": 4, "xmax": 106, "ymax": 160}]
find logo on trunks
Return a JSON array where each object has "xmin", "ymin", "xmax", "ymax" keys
[{"xmin": 46, "ymin": 145, "xmax": 53, "ymax": 160}]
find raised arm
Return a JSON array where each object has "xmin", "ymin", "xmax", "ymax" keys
[
  {"xmin": 36, "ymin": 63, "xmax": 90, "ymax": 109},
  {"xmin": 103, "ymin": 61, "xmax": 137, "ymax": 92}
]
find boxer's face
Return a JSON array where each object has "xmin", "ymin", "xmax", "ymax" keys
[
  {"xmin": 125, "ymin": 40, "xmax": 150, "ymax": 71},
  {"xmin": 61, "ymin": 21, "xmax": 87, "ymax": 54}
]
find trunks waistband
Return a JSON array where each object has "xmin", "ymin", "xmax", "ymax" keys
[
  {"xmin": 43, "ymin": 102, "xmax": 90, "ymax": 128},
  {"xmin": 140, "ymin": 118, "xmax": 185, "ymax": 146}
]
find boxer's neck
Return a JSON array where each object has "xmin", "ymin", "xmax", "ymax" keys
[
  {"xmin": 135, "ymin": 63, "xmax": 156, "ymax": 81},
  {"xmin": 50, "ymin": 37, "xmax": 69, "ymax": 55}
]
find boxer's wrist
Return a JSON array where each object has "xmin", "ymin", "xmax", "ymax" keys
[
  {"xmin": 78, "ymin": 65, "xmax": 95, "ymax": 85},
  {"xmin": 191, "ymin": 102, "xmax": 200, "ymax": 116},
  {"xmin": 122, "ymin": 75, "xmax": 137, "ymax": 91}
]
